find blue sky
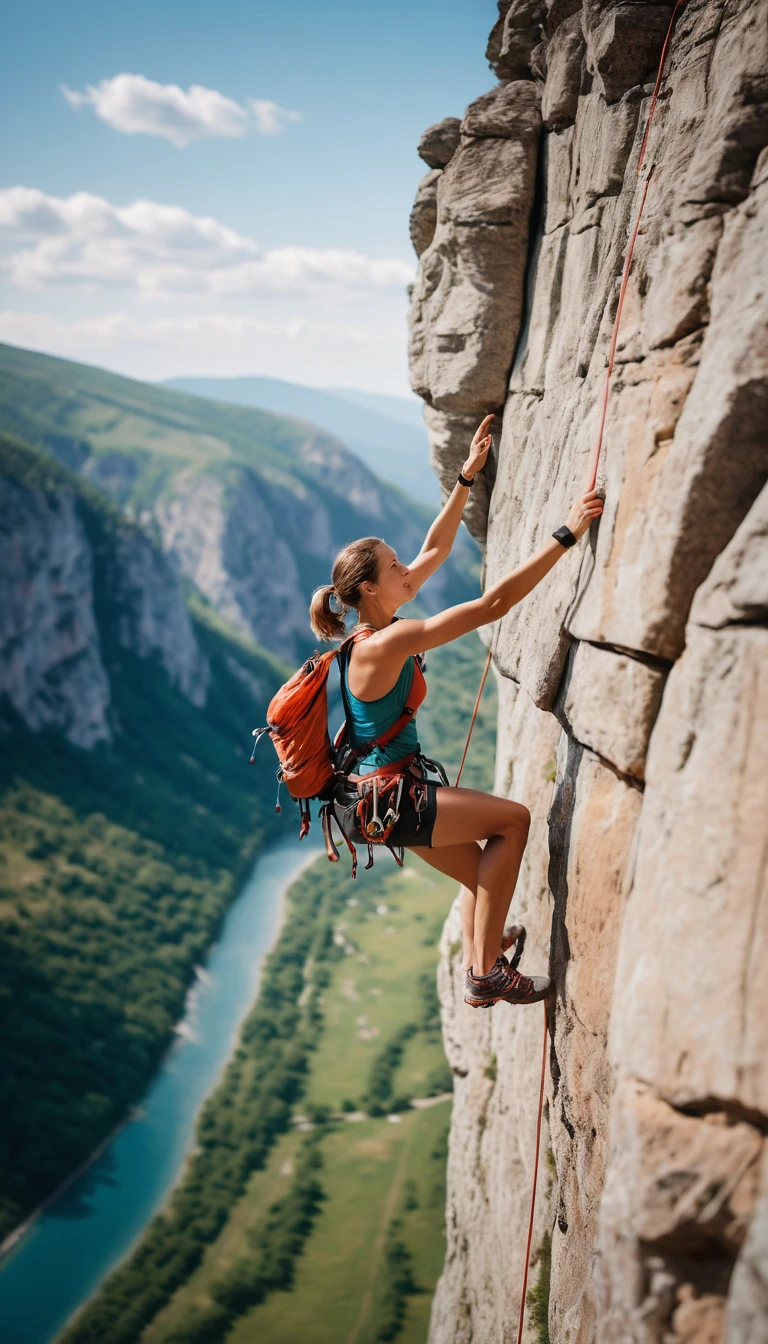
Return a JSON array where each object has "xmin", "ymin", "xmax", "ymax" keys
[{"xmin": 0, "ymin": 0, "xmax": 496, "ymax": 394}]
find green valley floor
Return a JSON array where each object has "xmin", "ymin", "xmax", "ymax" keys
[{"xmin": 67, "ymin": 852, "xmax": 460, "ymax": 1344}]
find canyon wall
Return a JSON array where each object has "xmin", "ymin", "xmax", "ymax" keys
[
  {"xmin": 0, "ymin": 441, "xmax": 209, "ymax": 748},
  {"xmin": 408, "ymin": 1, "xmax": 768, "ymax": 1339},
  {"xmin": 149, "ymin": 433, "xmax": 473, "ymax": 662}
]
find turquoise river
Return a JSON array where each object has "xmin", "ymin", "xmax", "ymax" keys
[{"xmin": 0, "ymin": 834, "xmax": 321, "ymax": 1344}]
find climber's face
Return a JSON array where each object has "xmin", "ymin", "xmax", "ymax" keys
[{"xmin": 364, "ymin": 542, "xmax": 412, "ymax": 612}]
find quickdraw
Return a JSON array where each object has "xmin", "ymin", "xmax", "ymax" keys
[
  {"xmin": 323, "ymin": 755, "xmax": 417, "ymax": 878},
  {"xmin": 318, "ymin": 742, "xmax": 450, "ymax": 879}
]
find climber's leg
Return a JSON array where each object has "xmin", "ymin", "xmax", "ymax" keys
[
  {"xmin": 430, "ymin": 789, "xmax": 531, "ymax": 976},
  {"xmin": 409, "ymin": 842, "xmax": 524, "ymax": 970},
  {"xmin": 407, "ymin": 842, "xmax": 480, "ymax": 970}
]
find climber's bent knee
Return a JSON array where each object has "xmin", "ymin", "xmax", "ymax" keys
[
  {"xmin": 431, "ymin": 787, "xmax": 531, "ymax": 848},
  {"xmin": 503, "ymin": 803, "xmax": 530, "ymax": 839}
]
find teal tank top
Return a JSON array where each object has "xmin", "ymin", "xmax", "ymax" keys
[{"xmin": 342, "ymin": 654, "xmax": 420, "ymax": 774}]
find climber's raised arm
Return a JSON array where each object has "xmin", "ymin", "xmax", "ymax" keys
[
  {"xmin": 405, "ymin": 414, "xmax": 494, "ymax": 596},
  {"xmin": 383, "ymin": 488, "xmax": 603, "ymax": 656}
]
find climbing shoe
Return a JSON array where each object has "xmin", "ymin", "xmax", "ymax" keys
[{"xmin": 464, "ymin": 955, "xmax": 550, "ymax": 1009}]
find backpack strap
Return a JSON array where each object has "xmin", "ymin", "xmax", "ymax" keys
[{"xmin": 337, "ymin": 627, "xmax": 427, "ymax": 762}]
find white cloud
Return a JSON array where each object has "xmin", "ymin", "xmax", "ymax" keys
[
  {"xmin": 0, "ymin": 187, "xmax": 414, "ymax": 297},
  {"xmin": 61, "ymin": 74, "xmax": 301, "ymax": 147},
  {"xmin": 248, "ymin": 99, "xmax": 302, "ymax": 136},
  {"xmin": 0, "ymin": 310, "xmax": 410, "ymax": 392},
  {"xmin": 0, "ymin": 309, "xmax": 360, "ymax": 347}
]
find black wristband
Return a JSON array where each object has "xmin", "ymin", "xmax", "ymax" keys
[
  {"xmin": 552, "ymin": 525, "xmax": 577, "ymax": 549},
  {"xmin": 458, "ymin": 471, "xmax": 474, "ymax": 488}
]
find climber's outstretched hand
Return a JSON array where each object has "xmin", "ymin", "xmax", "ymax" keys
[
  {"xmin": 461, "ymin": 414, "xmax": 495, "ymax": 480},
  {"xmin": 566, "ymin": 489, "xmax": 604, "ymax": 540}
]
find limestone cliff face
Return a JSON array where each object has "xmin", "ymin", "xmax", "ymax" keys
[
  {"xmin": 409, "ymin": 2, "xmax": 768, "ymax": 1339},
  {"xmin": 0, "ymin": 453, "xmax": 209, "ymax": 748},
  {"xmin": 0, "ymin": 475, "xmax": 112, "ymax": 749},
  {"xmin": 110, "ymin": 527, "xmax": 209, "ymax": 709}
]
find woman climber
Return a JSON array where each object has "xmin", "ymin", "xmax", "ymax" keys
[{"xmin": 309, "ymin": 415, "xmax": 603, "ymax": 1009}]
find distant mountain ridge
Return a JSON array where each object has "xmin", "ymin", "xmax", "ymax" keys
[
  {"xmin": 329, "ymin": 385, "xmax": 427, "ymax": 431},
  {"xmin": 162, "ymin": 373, "xmax": 439, "ymax": 505},
  {"xmin": 0, "ymin": 342, "xmax": 477, "ymax": 665}
]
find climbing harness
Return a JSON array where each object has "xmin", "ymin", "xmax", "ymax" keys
[
  {"xmin": 326, "ymin": 749, "xmax": 448, "ymax": 877},
  {"xmin": 322, "ymin": 636, "xmax": 444, "ymax": 875}
]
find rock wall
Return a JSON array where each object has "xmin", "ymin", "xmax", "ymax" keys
[
  {"xmin": 0, "ymin": 450, "xmax": 209, "ymax": 748},
  {"xmin": 0, "ymin": 474, "xmax": 112, "ymax": 749},
  {"xmin": 408, "ymin": 2, "xmax": 768, "ymax": 1340}
]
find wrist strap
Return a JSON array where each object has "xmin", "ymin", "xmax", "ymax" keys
[
  {"xmin": 552, "ymin": 525, "xmax": 577, "ymax": 549},
  {"xmin": 458, "ymin": 471, "xmax": 474, "ymax": 488}
]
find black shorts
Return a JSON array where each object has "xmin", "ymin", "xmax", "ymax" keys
[
  {"xmin": 332, "ymin": 755, "xmax": 447, "ymax": 852},
  {"xmin": 388, "ymin": 778, "xmax": 440, "ymax": 848}
]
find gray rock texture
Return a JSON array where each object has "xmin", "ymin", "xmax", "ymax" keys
[
  {"xmin": 487, "ymin": 0, "xmax": 546, "ymax": 83},
  {"xmin": 0, "ymin": 477, "xmax": 112, "ymax": 749},
  {"xmin": 112, "ymin": 529, "xmax": 209, "ymax": 708},
  {"xmin": 418, "ymin": 117, "xmax": 463, "ymax": 169},
  {"xmin": 0, "ymin": 467, "xmax": 209, "ymax": 747},
  {"xmin": 408, "ymin": 1, "xmax": 768, "ymax": 1339},
  {"xmin": 408, "ymin": 82, "xmax": 542, "ymax": 424},
  {"xmin": 410, "ymin": 169, "xmax": 442, "ymax": 256}
]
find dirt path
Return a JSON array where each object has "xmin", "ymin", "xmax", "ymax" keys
[{"xmin": 346, "ymin": 1123, "xmax": 414, "ymax": 1344}]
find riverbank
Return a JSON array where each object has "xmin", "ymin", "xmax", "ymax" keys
[
  {"xmin": 0, "ymin": 569, "xmax": 289, "ymax": 1249},
  {"xmin": 0, "ymin": 835, "xmax": 320, "ymax": 1344},
  {"xmin": 0, "ymin": 838, "xmax": 324, "ymax": 1273},
  {"xmin": 63, "ymin": 850, "xmax": 457, "ymax": 1344}
]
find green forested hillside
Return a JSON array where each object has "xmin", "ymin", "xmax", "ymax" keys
[
  {"xmin": 0, "ymin": 343, "xmax": 431, "ymax": 513},
  {"xmin": 162, "ymin": 373, "xmax": 439, "ymax": 506},
  {"xmin": 0, "ymin": 341, "xmax": 476, "ymax": 571},
  {"xmin": 0, "ymin": 340, "xmax": 304, "ymax": 491},
  {"xmin": 0, "ymin": 426, "xmax": 496, "ymax": 1253},
  {"xmin": 0, "ymin": 436, "xmax": 290, "ymax": 1241},
  {"xmin": 0, "ymin": 332, "xmax": 498, "ymax": 1344},
  {"xmin": 0, "ymin": 343, "xmax": 480, "ymax": 669}
]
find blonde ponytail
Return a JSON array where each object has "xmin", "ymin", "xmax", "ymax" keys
[{"xmin": 309, "ymin": 537, "xmax": 383, "ymax": 642}]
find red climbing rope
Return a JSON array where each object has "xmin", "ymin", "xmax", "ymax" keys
[
  {"xmin": 636, "ymin": 0, "xmax": 689, "ymax": 177},
  {"xmin": 516, "ymin": 1003, "xmax": 549, "ymax": 1344},
  {"xmin": 454, "ymin": 645, "xmax": 493, "ymax": 786},
  {"xmin": 586, "ymin": 0, "xmax": 688, "ymax": 492},
  {"xmin": 584, "ymin": 166, "xmax": 654, "ymax": 493}
]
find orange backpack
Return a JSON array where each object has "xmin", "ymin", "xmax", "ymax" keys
[{"xmin": 250, "ymin": 627, "xmax": 426, "ymax": 840}]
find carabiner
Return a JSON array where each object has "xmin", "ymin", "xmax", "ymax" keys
[{"xmin": 365, "ymin": 776, "xmax": 386, "ymax": 840}]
